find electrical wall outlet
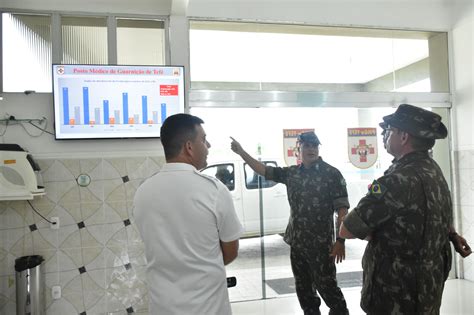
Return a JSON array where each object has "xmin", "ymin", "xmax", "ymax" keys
[
  {"xmin": 52, "ymin": 286, "xmax": 61, "ymax": 299},
  {"xmin": 50, "ymin": 217, "xmax": 59, "ymax": 229}
]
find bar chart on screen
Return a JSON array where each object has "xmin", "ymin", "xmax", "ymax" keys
[{"xmin": 52, "ymin": 64, "xmax": 185, "ymax": 139}]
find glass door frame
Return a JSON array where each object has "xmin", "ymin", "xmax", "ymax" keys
[{"xmin": 190, "ymin": 90, "xmax": 455, "ymax": 301}]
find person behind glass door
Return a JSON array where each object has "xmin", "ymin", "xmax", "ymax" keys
[
  {"xmin": 230, "ymin": 132, "xmax": 350, "ymax": 315},
  {"xmin": 340, "ymin": 104, "xmax": 472, "ymax": 314},
  {"xmin": 216, "ymin": 165, "xmax": 234, "ymax": 190},
  {"xmin": 134, "ymin": 113, "xmax": 243, "ymax": 315}
]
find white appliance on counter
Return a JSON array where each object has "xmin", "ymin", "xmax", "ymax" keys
[{"xmin": 0, "ymin": 144, "xmax": 45, "ymax": 200}]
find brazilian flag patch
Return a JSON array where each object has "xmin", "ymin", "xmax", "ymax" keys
[{"xmin": 368, "ymin": 180, "xmax": 386, "ymax": 199}]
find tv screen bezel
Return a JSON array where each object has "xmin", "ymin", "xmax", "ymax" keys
[{"xmin": 52, "ymin": 64, "xmax": 185, "ymax": 140}]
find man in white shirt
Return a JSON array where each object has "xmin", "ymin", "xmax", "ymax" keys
[{"xmin": 134, "ymin": 113, "xmax": 243, "ymax": 315}]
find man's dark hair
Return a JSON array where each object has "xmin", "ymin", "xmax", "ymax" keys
[
  {"xmin": 160, "ymin": 114, "xmax": 204, "ymax": 160},
  {"xmin": 410, "ymin": 135, "xmax": 436, "ymax": 151}
]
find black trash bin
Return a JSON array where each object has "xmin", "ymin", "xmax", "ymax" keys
[{"xmin": 15, "ymin": 255, "xmax": 44, "ymax": 315}]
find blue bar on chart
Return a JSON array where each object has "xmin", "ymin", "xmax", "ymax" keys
[
  {"xmin": 153, "ymin": 111, "xmax": 159, "ymax": 124},
  {"xmin": 142, "ymin": 96, "xmax": 148, "ymax": 124},
  {"xmin": 94, "ymin": 108, "xmax": 100, "ymax": 125},
  {"xmin": 103, "ymin": 100, "xmax": 109, "ymax": 125},
  {"xmin": 123, "ymin": 93, "xmax": 129, "ymax": 124},
  {"xmin": 134, "ymin": 114, "xmax": 139, "ymax": 124},
  {"xmin": 83, "ymin": 87, "xmax": 90, "ymax": 125},
  {"xmin": 62, "ymin": 87, "xmax": 69, "ymax": 125},
  {"xmin": 161, "ymin": 103, "xmax": 167, "ymax": 124},
  {"xmin": 74, "ymin": 106, "xmax": 81, "ymax": 125}
]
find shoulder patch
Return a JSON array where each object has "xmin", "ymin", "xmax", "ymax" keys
[{"xmin": 367, "ymin": 180, "xmax": 386, "ymax": 199}]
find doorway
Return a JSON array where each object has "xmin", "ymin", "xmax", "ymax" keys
[{"xmin": 191, "ymin": 106, "xmax": 451, "ymax": 302}]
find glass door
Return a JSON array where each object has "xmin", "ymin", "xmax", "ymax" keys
[{"xmin": 192, "ymin": 105, "xmax": 452, "ymax": 303}]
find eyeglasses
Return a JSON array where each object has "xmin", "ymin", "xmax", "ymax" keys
[{"xmin": 382, "ymin": 127, "xmax": 398, "ymax": 140}]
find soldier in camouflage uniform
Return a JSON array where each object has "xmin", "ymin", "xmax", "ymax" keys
[
  {"xmin": 231, "ymin": 132, "xmax": 350, "ymax": 315},
  {"xmin": 340, "ymin": 104, "xmax": 472, "ymax": 314}
]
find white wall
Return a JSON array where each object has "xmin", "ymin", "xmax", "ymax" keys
[
  {"xmin": 451, "ymin": 1, "xmax": 474, "ymax": 151},
  {"xmin": 0, "ymin": 93, "xmax": 163, "ymax": 157},
  {"xmin": 450, "ymin": 0, "xmax": 474, "ymax": 281}
]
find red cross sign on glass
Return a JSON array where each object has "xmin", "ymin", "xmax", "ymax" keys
[{"xmin": 347, "ymin": 128, "xmax": 378, "ymax": 169}]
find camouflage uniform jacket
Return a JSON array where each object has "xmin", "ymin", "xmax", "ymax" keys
[
  {"xmin": 265, "ymin": 157, "xmax": 349, "ymax": 249},
  {"xmin": 343, "ymin": 151, "xmax": 452, "ymax": 314}
]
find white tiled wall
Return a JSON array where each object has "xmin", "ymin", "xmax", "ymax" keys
[
  {"xmin": 453, "ymin": 150, "xmax": 474, "ymax": 281},
  {"xmin": 0, "ymin": 156, "xmax": 165, "ymax": 315}
]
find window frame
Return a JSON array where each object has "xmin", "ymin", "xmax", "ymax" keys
[
  {"xmin": 244, "ymin": 161, "xmax": 278, "ymax": 190},
  {"xmin": 201, "ymin": 163, "xmax": 236, "ymax": 191},
  {"xmin": 188, "ymin": 19, "xmax": 451, "ymax": 109},
  {"xmin": 0, "ymin": 9, "xmax": 170, "ymax": 93}
]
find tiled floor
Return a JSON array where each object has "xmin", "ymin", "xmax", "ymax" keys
[
  {"xmin": 231, "ymin": 279, "xmax": 474, "ymax": 314},
  {"xmin": 227, "ymin": 235, "xmax": 369, "ymax": 302},
  {"xmin": 229, "ymin": 235, "xmax": 473, "ymax": 314}
]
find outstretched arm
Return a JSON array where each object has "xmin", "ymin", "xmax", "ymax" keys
[{"xmin": 230, "ymin": 137, "xmax": 266, "ymax": 176}]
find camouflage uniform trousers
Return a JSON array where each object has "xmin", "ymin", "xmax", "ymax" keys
[
  {"xmin": 362, "ymin": 254, "xmax": 449, "ymax": 315},
  {"xmin": 290, "ymin": 246, "xmax": 349, "ymax": 315}
]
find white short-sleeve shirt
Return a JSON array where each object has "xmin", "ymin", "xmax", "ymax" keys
[{"xmin": 134, "ymin": 163, "xmax": 243, "ymax": 315}]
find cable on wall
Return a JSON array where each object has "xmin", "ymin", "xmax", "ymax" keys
[
  {"xmin": 27, "ymin": 200, "xmax": 57, "ymax": 225},
  {"xmin": 0, "ymin": 115, "xmax": 54, "ymax": 136}
]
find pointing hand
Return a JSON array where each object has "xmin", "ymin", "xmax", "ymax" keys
[{"xmin": 230, "ymin": 137, "xmax": 243, "ymax": 155}]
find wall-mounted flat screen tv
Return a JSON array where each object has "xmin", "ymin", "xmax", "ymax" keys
[{"xmin": 52, "ymin": 64, "xmax": 185, "ymax": 139}]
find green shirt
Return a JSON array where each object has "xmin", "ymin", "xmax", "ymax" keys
[
  {"xmin": 265, "ymin": 157, "xmax": 349, "ymax": 249},
  {"xmin": 344, "ymin": 151, "xmax": 452, "ymax": 314}
]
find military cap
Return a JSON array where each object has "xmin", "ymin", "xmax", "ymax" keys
[
  {"xmin": 381, "ymin": 104, "xmax": 447, "ymax": 139},
  {"xmin": 297, "ymin": 131, "xmax": 321, "ymax": 145}
]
